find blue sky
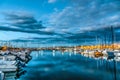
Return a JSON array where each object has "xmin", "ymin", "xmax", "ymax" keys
[{"xmin": 0, "ymin": 0, "xmax": 120, "ymax": 46}]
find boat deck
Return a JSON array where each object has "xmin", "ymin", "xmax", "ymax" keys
[{"xmin": 0, "ymin": 65, "xmax": 17, "ymax": 72}]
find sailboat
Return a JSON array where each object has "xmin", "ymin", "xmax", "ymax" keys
[
  {"xmin": 0, "ymin": 55, "xmax": 17, "ymax": 73},
  {"xmin": 107, "ymin": 26, "xmax": 117, "ymax": 80},
  {"xmin": 107, "ymin": 26, "xmax": 115, "ymax": 60}
]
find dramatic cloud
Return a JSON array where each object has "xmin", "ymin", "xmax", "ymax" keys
[
  {"xmin": 0, "ymin": 0, "xmax": 120, "ymax": 46},
  {"xmin": 48, "ymin": 0, "xmax": 56, "ymax": 3},
  {"xmin": 0, "ymin": 25, "xmax": 58, "ymax": 35},
  {"xmin": 0, "ymin": 11, "xmax": 59, "ymax": 36},
  {"xmin": 4, "ymin": 12, "xmax": 45, "ymax": 30},
  {"xmin": 48, "ymin": 0, "xmax": 120, "ymax": 33}
]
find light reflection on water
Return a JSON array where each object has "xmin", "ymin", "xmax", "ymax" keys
[{"xmin": 4, "ymin": 51, "xmax": 120, "ymax": 80}]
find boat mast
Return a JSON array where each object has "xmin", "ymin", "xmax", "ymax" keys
[{"xmin": 110, "ymin": 26, "xmax": 117, "ymax": 80}]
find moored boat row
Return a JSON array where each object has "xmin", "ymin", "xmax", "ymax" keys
[{"xmin": 0, "ymin": 46, "xmax": 32, "ymax": 80}]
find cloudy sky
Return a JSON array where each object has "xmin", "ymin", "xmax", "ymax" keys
[{"xmin": 0, "ymin": 0, "xmax": 120, "ymax": 46}]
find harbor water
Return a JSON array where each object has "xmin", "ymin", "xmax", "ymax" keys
[{"xmin": 2, "ymin": 50, "xmax": 120, "ymax": 80}]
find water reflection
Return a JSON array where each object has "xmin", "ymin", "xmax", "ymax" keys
[{"xmin": 1, "ymin": 50, "xmax": 120, "ymax": 80}]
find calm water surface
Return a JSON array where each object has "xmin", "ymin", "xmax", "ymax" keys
[{"xmin": 18, "ymin": 50, "xmax": 120, "ymax": 80}]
